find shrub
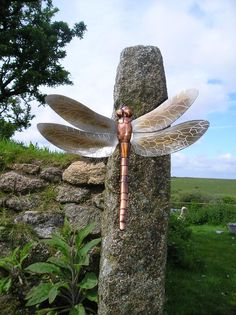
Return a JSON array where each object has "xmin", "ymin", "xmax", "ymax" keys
[
  {"xmin": 25, "ymin": 220, "xmax": 101, "ymax": 314},
  {"xmin": 167, "ymin": 214, "xmax": 202, "ymax": 270},
  {"xmin": 0, "ymin": 220, "xmax": 100, "ymax": 315},
  {"xmin": 186, "ymin": 203, "xmax": 236, "ymax": 225},
  {"xmin": 0, "ymin": 242, "xmax": 36, "ymax": 302}
]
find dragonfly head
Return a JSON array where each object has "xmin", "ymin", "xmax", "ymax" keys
[{"xmin": 116, "ymin": 106, "xmax": 133, "ymax": 119}]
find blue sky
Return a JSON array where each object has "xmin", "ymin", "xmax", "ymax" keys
[{"xmin": 14, "ymin": 0, "xmax": 236, "ymax": 179}]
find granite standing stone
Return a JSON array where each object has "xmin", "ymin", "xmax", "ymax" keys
[{"xmin": 98, "ymin": 46, "xmax": 170, "ymax": 315}]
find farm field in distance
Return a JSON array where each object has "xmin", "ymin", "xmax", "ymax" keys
[
  {"xmin": 166, "ymin": 176, "xmax": 236, "ymax": 315},
  {"xmin": 171, "ymin": 177, "xmax": 236, "ymax": 198}
]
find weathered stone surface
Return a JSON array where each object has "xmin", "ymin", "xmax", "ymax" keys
[
  {"xmin": 0, "ymin": 241, "xmax": 10, "ymax": 258},
  {"xmin": 56, "ymin": 184, "xmax": 90, "ymax": 203},
  {"xmin": 63, "ymin": 161, "xmax": 105, "ymax": 185},
  {"xmin": 10, "ymin": 163, "xmax": 40, "ymax": 174},
  {"xmin": 40, "ymin": 167, "xmax": 62, "ymax": 183},
  {"xmin": 92, "ymin": 192, "xmax": 104, "ymax": 210},
  {"xmin": 14, "ymin": 211, "xmax": 64, "ymax": 238},
  {"xmin": 64, "ymin": 203, "xmax": 101, "ymax": 234},
  {"xmin": 0, "ymin": 198, "xmax": 5, "ymax": 207},
  {"xmin": 5, "ymin": 195, "xmax": 40, "ymax": 211},
  {"xmin": 0, "ymin": 171, "xmax": 47, "ymax": 194},
  {"xmin": 98, "ymin": 46, "xmax": 170, "ymax": 315}
]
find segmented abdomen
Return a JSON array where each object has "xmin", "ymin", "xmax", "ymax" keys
[{"xmin": 119, "ymin": 142, "xmax": 130, "ymax": 230}]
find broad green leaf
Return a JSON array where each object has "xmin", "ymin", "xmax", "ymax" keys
[
  {"xmin": 79, "ymin": 272, "xmax": 98, "ymax": 289},
  {"xmin": 47, "ymin": 257, "xmax": 71, "ymax": 271},
  {"xmin": 48, "ymin": 286, "xmax": 58, "ymax": 304},
  {"xmin": 0, "ymin": 277, "xmax": 12, "ymax": 294},
  {"xmin": 78, "ymin": 238, "xmax": 101, "ymax": 258},
  {"xmin": 20, "ymin": 241, "xmax": 35, "ymax": 265},
  {"xmin": 26, "ymin": 262, "xmax": 60, "ymax": 274},
  {"xmin": 48, "ymin": 281, "xmax": 68, "ymax": 303},
  {"xmin": 85, "ymin": 288, "xmax": 98, "ymax": 302},
  {"xmin": 74, "ymin": 264, "xmax": 82, "ymax": 273},
  {"xmin": 76, "ymin": 254, "xmax": 90, "ymax": 266},
  {"xmin": 36, "ymin": 308, "xmax": 58, "ymax": 315},
  {"xmin": 75, "ymin": 222, "xmax": 96, "ymax": 248},
  {"xmin": 69, "ymin": 303, "xmax": 86, "ymax": 315},
  {"xmin": 12, "ymin": 246, "xmax": 20, "ymax": 259},
  {"xmin": 61, "ymin": 217, "xmax": 72, "ymax": 239},
  {"xmin": 26, "ymin": 283, "xmax": 53, "ymax": 306},
  {"xmin": 0, "ymin": 260, "xmax": 10, "ymax": 271},
  {"xmin": 44, "ymin": 235, "xmax": 70, "ymax": 257}
]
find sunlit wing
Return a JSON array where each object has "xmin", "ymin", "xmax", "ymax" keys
[
  {"xmin": 37, "ymin": 123, "xmax": 118, "ymax": 158},
  {"xmin": 132, "ymin": 89, "xmax": 199, "ymax": 133},
  {"xmin": 131, "ymin": 120, "xmax": 209, "ymax": 157},
  {"xmin": 45, "ymin": 94, "xmax": 116, "ymax": 133}
]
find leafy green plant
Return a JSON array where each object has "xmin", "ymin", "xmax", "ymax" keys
[
  {"xmin": 0, "ymin": 242, "xmax": 35, "ymax": 299},
  {"xmin": 167, "ymin": 214, "xmax": 202, "ymax": 270},
  {"xmin": 186, "ymin": 203, "xmax": 236, "ymax": 225},
  {"xmin": 25, "ymin": 220, "xmax": 101, "ymax": 315}
]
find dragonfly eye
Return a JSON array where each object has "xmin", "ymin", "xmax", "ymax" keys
[
  {"xmin": 116, "ymin": 109, "xmax": 123, "ymax": 118},
  {"xmin": 123, "ymin": 106, "xmax": 133, "ymax": 118}
]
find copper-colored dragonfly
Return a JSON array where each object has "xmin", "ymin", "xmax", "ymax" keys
[{"xmin": 38, "ymin": 89, "xmax": 209, "ymax": 230}]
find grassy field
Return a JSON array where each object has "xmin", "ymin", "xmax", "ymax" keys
[
  {"xmin": 171, "ymin": 177, "xmax": 236, "ymax": 198},
  {"xmin": 0, "ymin": 139, "xmax": 79, "ymax": 169},
  {"xmin": 165, "ymin": 225, "xmax": 236, "ymax": 315}
]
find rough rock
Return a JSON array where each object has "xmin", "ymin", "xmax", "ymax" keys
[
  {"xmin": 0, "ymin": 171, "xmax": 47, "ymax": 194},
  {"xmin": 14, "ymin": 211, "xmax": 64, "ymax": 238},
  {"xmin": 98, "ymin": 46, "xmax": 170, "ymax": 315},
  {"xmin": 5, "ymin": 195, "xmax": 40, "ymax": 211},
  {"xmin": 10, "ymin": 163, "xmax": 40, "ymax": 174},
  {"xmin": 92, "ymin": 193, "xmax": 104, "ymax": 210},
  {"xmin": 40, "ymin": 167, "xmax": 62, "ymax": 183},
  {"xmin": 63, "ymin": 161, "xmax": 105, "ymax": 185},
  {"xmin": 64, "ymin": 203, "xmax": 101, "ymax": 234},
  {"xmin": 56, "ymin": 184, "xmax": 90, "ymax": 203},
  {"xmin": 0, "ymin": 241, "xmax": 10, "ymax": 258}
]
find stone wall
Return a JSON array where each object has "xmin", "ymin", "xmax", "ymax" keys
[{"xmin": 0, "ymin": 160, "xmax": 105, "ymax": 248}]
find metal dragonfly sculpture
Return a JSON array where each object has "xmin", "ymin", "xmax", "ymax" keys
[{"xmin": 38, "ymin": 89, "xmax": 209, "ymax": 230}]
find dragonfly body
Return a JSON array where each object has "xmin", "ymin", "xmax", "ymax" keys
[
  {"xmin": 37, "ymin": 89, "xmax": 209, "ymax": 230},
  {"xmin": 116, "ymin": 106, "xmax": 133, "ymax": 230}
]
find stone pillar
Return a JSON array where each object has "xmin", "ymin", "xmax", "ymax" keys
[{"xmin": 98, "ymin": 46, "xmax": 170, "ymax": 315}]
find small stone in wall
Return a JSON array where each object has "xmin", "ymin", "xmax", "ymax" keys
[
  {"xmin": 63, "ymin": 161, "xmax": 106, "ymax": 185},
  {"xmin": 5, "ymin": 195, "xmax": 41, "ymax": 212},
  {"xmin": 92, "ymin": 193, "xmax": 105, "ymax": 210},
  {"xmin": 14, "ymin": 211, "xmax": 64, "ymax": 238},
  {"xmin": 0, "ymin": 172, "xmax": 47, "ymax": 194},
  {"xmin": 10, "ymin": 163, "xmax": 40, "ymax": 175},
  {"xmin": 40, "ymin": 167, "xmax": 62, "ymax": 183},
  {"xmin": 56, "ymin": 184, "xmax": 90, "ymax": 203},
  {"xmin": 64, "ymin": 203, "xmax": 101, "ymax": 234}
]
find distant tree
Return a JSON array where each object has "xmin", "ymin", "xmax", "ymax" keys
[{"xmin": 0, "ymin": 0, "xmax": 86, "ymax": 138}]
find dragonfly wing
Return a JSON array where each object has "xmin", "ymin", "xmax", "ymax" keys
[
  {"xmin": 46, "ymin": 94, "xmax": 116, "ymax": 133},
  {"xmin": 37, "ymin": 123, "xmax": 118, "ymax": 158},
  {"xmin": 131, "ymin": 120, "xmax": 209, "ymax": 156},
  {"xmin": 132, "ymin": 89, "xmax": 199, "ymax": 132}
]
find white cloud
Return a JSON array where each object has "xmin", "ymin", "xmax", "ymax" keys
[{"xmin": 172, "ymin": 151, "xmax": 236, "ymax": 178}]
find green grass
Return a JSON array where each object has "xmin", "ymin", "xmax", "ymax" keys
[
  {"xmin": 0, "ymin": 139, "xmax": 79, "ymax": 169},
  {"xmin": 171, "ymin": 177, "xmax": 236, "ymax": 199},
  {"xmin": 165, "ymin": 225, "xmax": 236, "ymax": 315}
]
